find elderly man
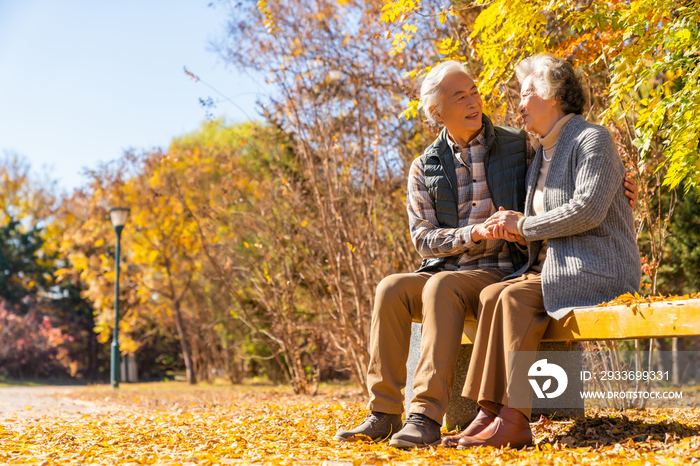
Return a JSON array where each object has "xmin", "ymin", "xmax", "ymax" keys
[{"xmin": 333, "ymin": 60, "xmax": 636, "ymax": 448}]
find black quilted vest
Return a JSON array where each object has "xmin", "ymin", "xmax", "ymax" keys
[{"xmin": 416, "ymin": 115, "xmax": 528, "ymax": 273}]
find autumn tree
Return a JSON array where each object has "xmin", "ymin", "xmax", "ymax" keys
[
  {"xmin": 56, "ymin": 153, "xmax": 207, "ymax": 385},
  {"xmin": 164, "ymin": 120, "xmax": 340, "ymax": 392},
  {"xmin": 0, "ymin": 156, "xmax": 57, "ymax": 312},
  {"xmin": 53, "ymin": 162, "xmax": 148, "ymax": 379},
  {"xmin": 0, "ymin": 155, "xmax": 95, "ymax": 378},
  {"xmin": 123, "ymin": 153, "xmax": 206, "ymax": 385},
  {"xmin": 218, "ymin": 0, "xmax": 445, "ymax": 391}
]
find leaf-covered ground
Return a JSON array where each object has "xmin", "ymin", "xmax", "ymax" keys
[{"xmin": 1, "ymin": 381, "xmax": 700, "ymax": 465}]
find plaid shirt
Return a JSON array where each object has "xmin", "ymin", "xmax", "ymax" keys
[{"xmin": 407, "ymin": 127, "xmax": 534, "ymax": 272}]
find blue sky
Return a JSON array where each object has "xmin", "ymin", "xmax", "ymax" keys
[{"xmin": 0, "ymin": 0, "xmax": 266, "ymax": 194}]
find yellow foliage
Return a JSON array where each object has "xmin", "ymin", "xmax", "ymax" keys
[
  {"xmin": 379, "ymin": 0, "xmax": 420, "ymax": 24},
  {"xmin": 257, "ymin": 0, "xmax": 279, "ymax": 34},
  {"xmin": 399, "ymin": 99, "xmax": 421, "ymax": 120}
]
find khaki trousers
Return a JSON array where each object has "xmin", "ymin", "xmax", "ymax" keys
[
  {"xmin": 366, "ymin": 268, "xmax": 509, "ymax": 423},
  {"xmin": 462, "ymin": 272, "xmax": 551, "ymax": 419}
]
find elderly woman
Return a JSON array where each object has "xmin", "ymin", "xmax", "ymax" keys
[{"xmin": 442, "ymin": 54, "xmax": 641, "ymax": 449}]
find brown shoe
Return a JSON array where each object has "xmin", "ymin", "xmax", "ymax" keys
[
  {"xmin": 388, "ymin": 413, "xmax": 442, "ymax": 449},
  {"xmin": 457, "ymin": 407, "xmax": 532, "ymax": 449},
  {"xmin": 333, "ymin": 412, "xmax": 402, "ymax": 442},
  {"xmin": 441, "ymin": 408, "xmax": 496, "ymax": 447},
  {"xmin": 442, "ymin": 408, "xmax": 496, "ymax": 447}
]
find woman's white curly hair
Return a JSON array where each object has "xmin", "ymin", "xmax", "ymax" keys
[{"xmin": 515, "ymin": 54, "xmax": 588, "ymax": 115}]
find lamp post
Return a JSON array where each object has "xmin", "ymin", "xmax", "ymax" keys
[{"xmin": 109, "ymin": 206, "xmax": 130, "ymax": 388}]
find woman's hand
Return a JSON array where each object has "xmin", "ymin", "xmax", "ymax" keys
[
  {"xmin": 624, "ymin": 173, "xmax": 639, "ymax": 208},
  {"xmin": 483, "ymin": 207, "xmax": 524, "ymax": 236},
  {"xmin": 488, "ymin": 223, "xmax": 527, "ymax": 245}
]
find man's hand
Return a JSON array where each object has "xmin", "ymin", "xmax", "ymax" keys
[
  {"xmin": 624, "ymin": 173, "xmax": 639, "ymax": 208},
  {"xmin": 471, "ymin": 223, "xmax": 493, "ymax": 242}
]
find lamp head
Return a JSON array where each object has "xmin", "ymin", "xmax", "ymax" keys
[{"xmin": 109, "ymin": 207, "xmax": 130, "ymax": 228}]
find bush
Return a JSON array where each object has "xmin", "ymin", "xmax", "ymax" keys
[{"xmin": 0, "ymin": 302, "xmax": 77, "ymax": 378}]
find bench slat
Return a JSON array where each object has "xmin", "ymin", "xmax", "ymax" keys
[{"xmin": 461, "ymin": 299, "xmax": 700, "ymax": 344}]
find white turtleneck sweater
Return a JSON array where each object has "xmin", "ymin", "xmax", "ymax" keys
[{"xmin": 531, "ymin": 113, "xmax": 575, "ymax": 268}]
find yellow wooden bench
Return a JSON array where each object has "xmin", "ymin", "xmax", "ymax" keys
[{"xmin": 461, "ymin": 299, "xmax": 700, "ymax": 344}]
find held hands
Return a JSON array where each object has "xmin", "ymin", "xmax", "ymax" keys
[
  {"xmin": 472, "ymin": 221, "xmax": 526, "ymax": 245},
  {"xmin": 476, "ymin": 207, "xmax": 526, "ymax": 245},
  {"xmin": 490, "ymin": 224, "xmax": 527, "ymax": 245}
]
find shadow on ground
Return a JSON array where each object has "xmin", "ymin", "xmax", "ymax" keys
[{"xmin": 535, "ymin": 410, "xmax": 700, "ymax": 448}]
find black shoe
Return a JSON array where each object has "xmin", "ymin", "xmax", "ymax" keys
[
  {"xmin": 333, "ymin": 411, "xmax": 403, "ymax": 442},
  {"xmin": 389, "ymin": 412, "xmax": 442, "ymax": 448}
]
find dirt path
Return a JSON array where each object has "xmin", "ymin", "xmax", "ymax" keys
[{"xmin": 0, "ymin": 386, "xmax": 116, "ymax": 421}]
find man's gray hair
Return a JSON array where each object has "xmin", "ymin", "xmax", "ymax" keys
[
  {"xmin": 420, "ymin": 61, "xmax": 472, "ymax": 127},
  {"xmin": 515, "ymin": 54, "xmax": 587, "ymax": 115}
]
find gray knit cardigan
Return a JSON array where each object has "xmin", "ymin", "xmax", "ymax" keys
[{"xmin": 510, "ymin": 115, "xmax": 641, "ymax": 320}]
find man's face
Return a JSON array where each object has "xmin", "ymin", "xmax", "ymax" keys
[{"xmin": 434, "ymin": 72, "xmax": 483, "ymax": 146}]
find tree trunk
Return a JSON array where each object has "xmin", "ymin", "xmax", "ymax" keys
[
  {"xmin": 226, "ymin": 345, "xmax": 241, "ymax": 384},
  {"xmin": 86, "ymin": 311, "xmax": 98, "ymax": 380},
  {"xmin": 672, "ymin": 337, "xmax": 683, "ymax": 385},
  {"xmin": 654, "ymin": 338, "xmax": 670, "ymax": 377},
  {"xmin": 173, "ymin": 299, "xmax": 197, "ymax": 384}
]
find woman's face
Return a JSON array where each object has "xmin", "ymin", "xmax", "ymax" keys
[{"xmin": 518, "ymin": 75, "xmax": 562, "ymax": 137}]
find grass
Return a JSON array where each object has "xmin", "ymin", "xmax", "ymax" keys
[{"xmin": 0, "ymin": 376, "xmax": 92, "ymax": 388}]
